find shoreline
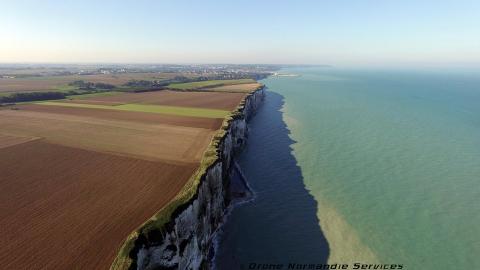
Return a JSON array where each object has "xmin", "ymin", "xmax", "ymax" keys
[
  {"xmin": 267, "ymin": 68, "xmax": 379, "ymax": 267},
  {"xmin": 210, "ymin": 161, "xmax": 256, "ymax": 269},
  {"xmin": 280, "ymin": 98, "xmax": 379, "ymax": 266},
  {"xmin": 213, "ymin": 79, "xmax": 330, "ymax": 268},
  {"xmin": 110, "ymin": 85, "xmax": 265, "ymax": 269}
]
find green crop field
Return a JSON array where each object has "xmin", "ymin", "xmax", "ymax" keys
[
  {"xmin": 167, "ymin": 79, "xmax": 255, "ymax": 90},
  {"xmin": 37, "ymin": 101, "xmax": 230, "ymax": 118}
]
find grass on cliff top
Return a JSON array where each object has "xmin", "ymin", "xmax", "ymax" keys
[
  {"xmin": 37, "ymin": 101, "xmax": 230, "ymax": 118},
  {"xmin": 110, "ymin": 112, "xmax": 237, "ymax": 270},
  {"xmin": 167, "ymin": 79, "xmax": 255, "ymax": 90},
  {"xmin": 109, "ymin": 88, "xmax": 261, "ymax": 270}
]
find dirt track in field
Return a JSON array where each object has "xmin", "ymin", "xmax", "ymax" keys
[
  {"xmin": 75, "ymin": 90, "xmax": 246, "ymax": 110},
  {"xmin": 18, "ymin": 103, "xmax": 223, "ymax": 130},
  {"xmin": 0, "ymin": 134, "xmax": 39, "ymax": 149},
  {"xmin": 0, "ymin": 140, "xmax": 197, "ymax": 270}
]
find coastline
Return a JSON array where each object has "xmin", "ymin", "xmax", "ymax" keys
[
  {"xmin": 209, "ymin": 161, "xmax": 256, "ymax": 269},
  {"xmin": 213, "ymin": 87, "xmax": 330, "ymax": 269},
  {"xmin": 279, "ymin": 96, "xmax": 379, "ymax": 266},
  {"xmin": 255, "ymin": 67, "xmax": 480, "ymax": 269},
  {"xmin": 110, "ymin": 85, "xmax": 265, "ymax": 270}
]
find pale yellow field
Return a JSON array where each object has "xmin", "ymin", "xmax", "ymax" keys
[
  {"xmin": 0, "ymin": 109, "xmax": 214, "ymax": 163},
  {"xmin": 205, "ymin": 82, "xmax": 263, "ymax": 92}
]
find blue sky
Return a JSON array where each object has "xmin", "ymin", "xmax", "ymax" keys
[{"xmin": 1, "ymin": 0, "xmax": 479, "ymax": 66}]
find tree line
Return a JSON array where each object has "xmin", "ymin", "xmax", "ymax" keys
[
  {"xmin": 0, "ymin": 92, "xmax": 66, "ymax": 103},
  {"xmin": 69, "ymin": 80, "xmax": 115, "ymax": 90}
]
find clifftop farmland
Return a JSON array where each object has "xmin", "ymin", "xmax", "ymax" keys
[{"xmin": 0, "ymin": 66, "xmax": 267, "ymax": 269}]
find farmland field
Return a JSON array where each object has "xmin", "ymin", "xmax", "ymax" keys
[
  {"xmin": 16, "ymin": 104, "xmax": 223, "ymax": 130},
  {"xmin": 68, "ymin": 91, "xmax": 123, "ymax": 99},
  {"xmin": 0, "ymin": 140, "xmax": 197, "ymax": 270},
  {"xmin": 64, "ymin": 90, "xmax": 247, "ymax": 110},
  {"xmin": 0, "ymin": 87, "xmax": 249, "ymax": 269},
  {"xmin": 167, "ymin": 78, "xmax": 255, "ymax": 90},
  {"xmin": 0, "ymin": 72, "xmax": 191, "ymax": 94},
  {"xmin": 0, "ymin": 108, "xmax": 215, "ymax": 162},
  {"xmin": 0, "ymin": 134, "xmax": 39, "ymax": 149},
  {"xmin": 37, "ymin": 101, "xmax": 230, "ymax": 118},
  {"xmin": 204, "ymin": 82, "xmax": 263, "ymax": 92}
]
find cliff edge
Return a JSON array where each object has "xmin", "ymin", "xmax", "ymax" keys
[{"xmin": 111, "ymin": 86, "xmax": 265, "ymax": 270}]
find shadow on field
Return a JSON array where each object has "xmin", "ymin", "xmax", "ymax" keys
[{"xmin": 215, "ymin": 90, "xmax": 330, "ymax": 269}]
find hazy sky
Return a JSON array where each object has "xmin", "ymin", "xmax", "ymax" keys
[{"xmin": 1, "ymin": 0, "xmax": 479, "ymax": 66}]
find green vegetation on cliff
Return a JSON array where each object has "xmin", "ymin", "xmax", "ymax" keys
[{"xmin": 109, "ymin": 87, "xmax": 262, "ymax": 270}]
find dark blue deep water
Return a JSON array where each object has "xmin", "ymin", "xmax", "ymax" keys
[{"xmin": 214, "ymin": 90, "xmax": 329, "ymax": 269}]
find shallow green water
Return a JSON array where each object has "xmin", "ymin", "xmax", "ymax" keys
[{"xmin": 263, "ymin": 68, "xmax": 480, "ymax": 269}]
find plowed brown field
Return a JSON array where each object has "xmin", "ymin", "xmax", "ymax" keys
[
  {"xmin": 0, "ymin": 140, "xmax": 197, "ymax": 270},
  {"xmin": 0, "ymin": 87, "xmax": 247, "ymax": 269},
  {"xmin": 72, "ymin": 90, "xmax": 246, "ymax": 110},
  {"xmin": 0, "ymin": 109, "xmax": 214, "ymax": 163},
  {"xmin": 0, "ymin": 134, "xmax": 39, "ymax": 149}
]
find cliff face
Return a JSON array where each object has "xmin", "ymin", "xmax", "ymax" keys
[{"xmin": 132, "ymin": 88, "xmax": 264, "ymax": 270}]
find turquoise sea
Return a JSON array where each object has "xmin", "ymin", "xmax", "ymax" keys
[{"xmin": 216, "ymin": 67, "xmax": 480, "ymax": 269}]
